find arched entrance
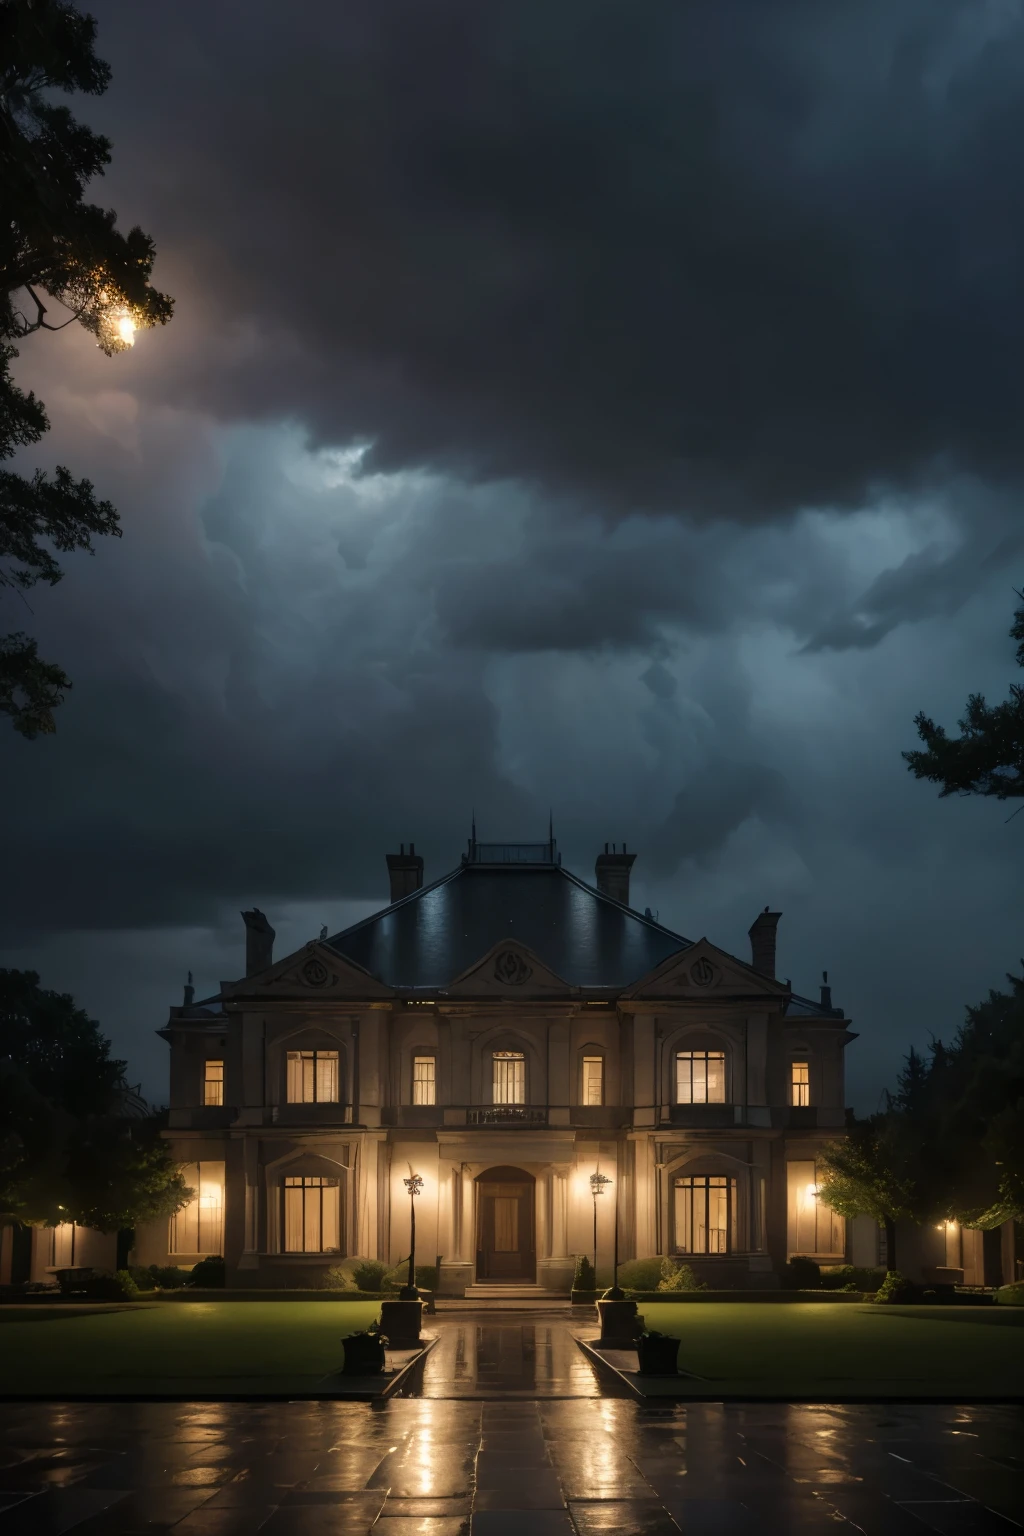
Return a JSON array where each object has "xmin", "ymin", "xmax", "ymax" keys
[{"xmin": 475, "ymin": 1166, "xmax": 536, "ymax": 1282}]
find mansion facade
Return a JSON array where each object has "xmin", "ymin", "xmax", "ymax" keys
[{"xmin": 131, "ymin": 832, "xmax": 869, "ymax": 1293}]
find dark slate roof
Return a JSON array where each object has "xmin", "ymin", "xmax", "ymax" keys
[{"xmin": 327, "ymin": 862, "xmax": 692, "ymax": 989}]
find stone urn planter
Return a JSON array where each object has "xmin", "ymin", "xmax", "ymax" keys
[
  {"xmin": 636, "ymin": 1330, "xmax": 679, "ymax": 1376},
  {"xmin": 596, "ymin": 1297, "xmax": 638, "ymax": 1345},
  {"xmin": 342, "ymin": 1327, "xmax": 387, "ymax": 1375}
]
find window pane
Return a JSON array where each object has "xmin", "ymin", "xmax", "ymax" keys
[
  {"xmin": 676, "ymin": 1051, "xmax": 726, "ymax": 1105},
  {"xmin": 204, "ymin": 1060, "xmax": 224, "ymax": 1106},
  {"xmin": 791, "ymin": 1062, "xmax": 809, "ymax": 1108},
  {"xmin": 303, "ymin": 1185, "xmax": 321, "ymax": 1252},
  {"xmin": 284, "ymin": 1182, "xmax": 304, "ymax": 1252},
  {"xmin": 676, "ymin": 1054, "xmax": 692, "ymax": 1103},
  {"xmin": 413, "ymin": 1056, "xmax": 436, "ymax": 1105},
  {"xmin": 286, "ymin": 1052, "xmax": 304, "ymax": 1103},
  {"xmin": 316, "ymin": 1051, "xmax": 339, "ymax": 1103},
  {"xmin": 493, "ymin": 1051, "xmax": 525, "ymax": 1105},
  {"xmin": 692, "ymin": 1056, "xmax": 708, "ymax": 1103},
  {"xmin": 707, "ymin": 1179, "xmax": 729, "ymax": 1253},
  {"xmin": 787, "ymin": 1160, "xmax": 843, "ymax": 1255},
  {"xmin": 321, "ymin": 1184, "xmax": 340, "ymax": 1252},
  {"xmin": 582, "ymin": 1056, "xmax": 603, "ymax": 1105},
  {"xmin": 706, "ymin": 1052, "xmax": 726, "ymax": 1103},
  {"xmin": 674, "ymin": 1176, "xmax": 734, "ymax": 1255},
  {"xmin": 170, "ymin": 1161, "xmax": 224, "ymax": 1254}
]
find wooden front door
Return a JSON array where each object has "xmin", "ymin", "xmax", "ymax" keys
[{"xmin": 476, "ymin": 1171, "xmax": 535, "ymax": 1282}]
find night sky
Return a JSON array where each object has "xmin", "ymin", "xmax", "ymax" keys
[{"xmin": 2, "ymin": 0, "xmax": 1022, "ymax": 1111}]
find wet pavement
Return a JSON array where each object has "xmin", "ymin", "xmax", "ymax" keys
[{"xmin": 0, "ymin": 1312, "xmax": 1021, "ymax": 1534}]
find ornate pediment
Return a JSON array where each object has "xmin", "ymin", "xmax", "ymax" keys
[
  {"xmin": 222, "ymin": 942, "xmax": 394, "ymax": 1001},
  {"xmin": 622, "ymin": 937, "xmax": 790, "ymax": 1001},
  {"xmin": 445, "ymin": 939, "xmax": 570, "ymax": 997}
]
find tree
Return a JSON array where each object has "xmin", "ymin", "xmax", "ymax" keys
[
  {"xmin": 0, "ymin": 968, "xmax": 189, "ymax": 1232},
  {"xmin": 904, "ymin": 592, "xmax": 1024, "ymax": 801},
  {"xmin": 0, "ymin": 0, "xmax": 173, "ymax": 737},
  {"xmin": 817, "ymin": 1116, "xmax": 924, "ymax": 1272}
]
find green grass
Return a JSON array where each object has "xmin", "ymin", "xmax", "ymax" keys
[
  {"xmin": 635, "ymin": 1302, "xmax": 1024, "ymax": 1397},
  {"xmin": 0, "ymin": 1301, "xmax": 382, "ymax": 1396}
]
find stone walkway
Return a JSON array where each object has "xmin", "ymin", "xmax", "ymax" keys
[{"xmin": 0, "ymin": 1312, "xmax": 1021, "ymax": 1534}]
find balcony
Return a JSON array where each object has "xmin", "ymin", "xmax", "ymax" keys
[
  {"xmin": 667, "ymin": 1104, "xmax": 737, "ymax": 1129},
  {"xmin": 466, "ymin": 1107, "xmax": 548, "ymax": 1127}
]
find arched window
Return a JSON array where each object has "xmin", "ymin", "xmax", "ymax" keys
[
  {"xmin": 673, "ymin": 1174, "xmax": 736, "ymax": 1254},
  {"xmin": 675, "ymin": 1049, "xmax": 726, "ymax": 1104}
]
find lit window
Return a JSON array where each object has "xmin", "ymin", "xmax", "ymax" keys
[
  {"xmin": 170, "ymin": 1161, "xmax": 225, "ymax": 1254},
  {"xmin": 284, "ymin": 1176, "xmax": 340, "ymax": 1253},
  {"xmin": 582, "ymin": 1056, "xmax": 604, "ymax": 1105},
  {"xmin": 676, "ymin": 1050, "xmax": 726, "ymax": 1104},
  {"xmin": 286, "ymin": 1049, "xmax": 339, "ymax": 1103},
  {"xmin": 49, "ymin": 1223, "xmax": 76, "ymax": 1267},
  {"xmin": 492, "ymin": 1050, "xmax": 525, "ymax": 1104},
  {"xmin": 786, "ymin": 1160, "xmax": 843, "ymax": 1256},
  {"xmin": 791, "ymin": 1061, "xmax": 809, "ymax": 1107},
  {"xmin": 413, "ymin": 1055, "xmax": 436, "ymax": 1105},
  {"xmin": 674, "ymin": 1176, "xmax": 736, "ymax": 1254},
  {"xmin": 204, "ymin": 1059, "xmax": 224, "ymax": 1106}
]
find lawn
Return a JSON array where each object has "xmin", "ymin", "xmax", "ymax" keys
[
  {"xmin": 0, "ymin": 1301, "xmax": 382, "ymax": 1397},
  {"xmin": 635, "ymin": 1302, "xmax": 1024, "ymax": 1398}
]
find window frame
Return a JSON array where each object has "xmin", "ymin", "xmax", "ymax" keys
[
  {"xmin": 203, "ymin": 1058, "xmax": 224, "ymax": 1106},
  {"xmin": 169, "ymin": 1160, "xmax": 225, "ymax": 1256},
  {"xmin": 672, "ymin": 1174, "xmax": 737, "ymax": 1255},
  {"xmin": 791, "ymin": 1060, "xmax": 810, "ymax": 1107},
  {"xmin": 412, "ymin": 1053, "xmax": 437, "ymax": 1106},
  {"xmin": 675, "ymin": 1048, "xmax": 727, "ymax": 1105},
  {"xmin": 282, "ymin": 1175, "xmax": 341, "ymax": 1254},
  {"xmin": 581, "ymin": 1053, "xmax": 605, "ymax": 1106},
  {"xmin": 285, "ymin": 1048, "xmax": 340, "ymax": 1104},
  {"xmin": 492, "ymin": 1049, "xmax": 526, "ymax": 1105}
]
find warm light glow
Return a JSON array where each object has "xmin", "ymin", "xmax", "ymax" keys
[
  {"xmin": 117, "ymin": 313, "xmax": 136, "ymax": 345},
  {"xmin": 805, "ymin": 1184, "xmax": 818, "ymax": 1201}
]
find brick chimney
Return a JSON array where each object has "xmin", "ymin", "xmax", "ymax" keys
[
  {"xmin": 747, "ymin": 907, "xmax": 781, "ymax": 978},
  {"xmin": 386, "ymin": 842, "xmax": 424, "ymax": 904},
  {"xmin": 595, "ymin": 842, "xmax": 637, "ymax": 906},
  {"xmin": 241, "ymin": 908, "xmax": 275, "ymax": 977}
]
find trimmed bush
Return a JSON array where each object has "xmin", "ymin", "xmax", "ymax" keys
[
  {"xmin": 820, "ymin": 1265, "xmax": 885, "ymax": 1292},
  {"xmin": 84, "ymin": 1270, "xmax": 139, "ymax": 1301},
  {"xmin": 781, "ymin": 1256, "xmax": 821, "ymax": 1289},
  {"xmin": 574, "ymin": 1254, "xmax": 596, "ymax": 1292},
  {"xmin": 189, "ymin": 1256, "xmax": 226, "ymax": 1288},
  {"xmin": 657, "ymin": 1260, "xmax": 706, "ymax": 1292},
  {"xmin": 874, "ymin": 1269, "xmax": 918, "ymax": 1304},
  {"xmin": 995, "ymin": 1282, "xmax": 1024, "ymax": 1307},
  {"xmin": 352, "ymin": 1259, "xmax": 391, "ymax": 1292},
  {"xmin": 147, "ymin": 1264, "xmax": 191, "ymax": 1290},
  {"xmin": 127, "ymin": 1266, "xmax": 156, "ymax": 1291},
  {"xmin": 616, "ymin": 1257, "xmax": 665, "ymax": 1291}
]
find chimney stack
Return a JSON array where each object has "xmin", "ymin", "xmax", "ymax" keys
[
  {"xmin": 595, "ymin": 842, "xmax": 637, "ymax": 907},
  {"xmin": 242, "ymin": 908, "xmax": 276, "ymax": 977},
  {"xmin": 183, "ymin": 970, "xmax": 195, "ymax": 1007},
  {"xmin": 386, "ymin": 842, "xmax": 424, "ymax": 904},
  {"xmin": 819, "ymin": 970, "xmax": 833, "ymax": 1012},
  {"xmin": 747, "ymin": 907, "xmax": 781, "ymax": 978}
]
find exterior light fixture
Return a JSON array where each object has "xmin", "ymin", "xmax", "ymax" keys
[
  {"xmin": 590, "ymin": 1170, "xmax": 612, "ymax": 1279},
  {"xmin": 401, "ymin": 1172, "xmax": 424, "ymax": 1299}
]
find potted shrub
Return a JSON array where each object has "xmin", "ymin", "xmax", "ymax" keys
[
  {"xmin": 342, "ymin": 1323, "xmax": 388, "ymax": 1374},
  {"xmin": 636, "ymin": 1328, "xmax": 680, "ymax": 1375}
]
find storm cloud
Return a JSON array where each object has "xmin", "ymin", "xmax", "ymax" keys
[{"xmin": 2, "ymin": 0, "xmax": 1024, "ymax": 1109}]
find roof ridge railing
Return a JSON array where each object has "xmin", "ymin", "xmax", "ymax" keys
[{"xmin": 465, "ymin": 841, "xmax": 561, "ymax": 865}]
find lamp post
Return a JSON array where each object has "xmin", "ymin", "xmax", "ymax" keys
[
  {"xmin": 590, "ymin": 1170, "xmax": 611, "ymax": 1280},
  {"xmin": 400, "ymin": 1173, "xmax": 423, "ymax": 1299}
]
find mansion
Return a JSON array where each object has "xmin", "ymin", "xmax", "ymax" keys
[{"xmin": 133, "ymin": 831, "xmax": 872, "ymax": 1293}]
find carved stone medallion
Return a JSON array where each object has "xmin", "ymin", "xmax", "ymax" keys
[
  {"xmin": 689, "ymin": 956, "xmax": 717, "ymax": 988},
  {"xmin": 301, "ymin": 956, "xmax": 331, "ymax": 987},
  {"xmin": 494, "ymin": 950, "xmax": 532, "ymax": 986}
]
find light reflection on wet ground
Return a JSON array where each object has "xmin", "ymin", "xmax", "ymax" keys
[{"xmin": 0, "ymin": 1313, "xmax": 1021, "ymax": 1534}]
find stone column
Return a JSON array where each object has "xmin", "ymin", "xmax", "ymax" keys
[
  {"xmin": 461, "ymin": 1166, "xmax": 476, "ymax": 1269},
  {"xmin": 537, "ymin": 1171, "xmax": 550, "ymax": 1261},
  {"xmin": 237, "ymin": 1134, "xmax": 260, "ymax": 1269},
  {"xmin": 550, "ymin": 1165, "xmax": 570, "ymax": 1259}
]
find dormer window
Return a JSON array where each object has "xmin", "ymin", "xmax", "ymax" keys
[
  {"xmin": 203, "ymin": 1059, "xmax": 224, "ymax": 1106},
  {"xmin": 676, "ymin": 1049, "xmax": 726, "ymax": 1104},
  {"xmin": 287, "ymin": 1049, "xmax": 339, "ymax": 1104},
  {"xmin": 412, "ymin": 1055, "xmax": 436, "ymax": 1105},
  {"xmin": 791, "ymin": 1061, "xmax": 810, "ymax": 1107},
  {"xmin": 492, "ymin": 1050, "xmax": 525, "ymax": 1105}
]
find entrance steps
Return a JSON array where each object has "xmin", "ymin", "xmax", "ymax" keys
[{"xmin": 462, "ymin": 1284, "xmax": 568, "ymax": 1301}]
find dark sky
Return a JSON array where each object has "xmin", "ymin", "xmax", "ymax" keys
[{"xmin": 2, "ymin": 0, "xmax": 1022, "ymax": 1109}]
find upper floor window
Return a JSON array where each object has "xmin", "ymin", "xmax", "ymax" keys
[
  {"xmin": 582, "ymin": 1055, "xmax": 604, "ymax": 1105},
  {"xmin": 412, "ymin": 1055, "xmax": 436, "ymax": 1105},
  {"xmin": 170, "ymin": 1161, "xmax": 225, "ymax": 1255},
  {"xmin": 204, "ymin": 1059, "xmax": 224, "ymax": 1106},
  {"xmin": 676, "ymin": 1049, "xmax": 726, "ymax": 1104},
  {"xmin": 674, "ymin": 1175, "xmax": 736, "ymax": 1254},
  {"xmin": 791, "ymin": 1061, "xmax": 809, "ymax": 1107},
  {"xmin": 283, "ymin": 1175, "xmax": 340, "ymax": 1253},
  {"xmin": 492, "ymin": 1050, "xmax": 525, "ymax": 1105},
  {"xmin": 287, "ymin": 1049, "xmax": 339, "ymax": 1104}
]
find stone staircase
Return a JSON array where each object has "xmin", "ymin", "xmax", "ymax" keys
[{"xmin": 462, "ymin": 1283, "xmax": 569, "ymax": 1301}]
